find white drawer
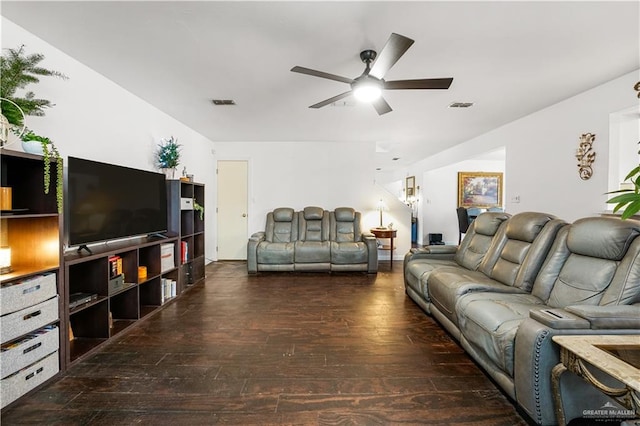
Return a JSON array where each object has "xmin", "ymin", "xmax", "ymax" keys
[
  {"xmin": 1, "ymin": 326, "xmax": 59, "ymax": 379},
  {"xmin": 0, "ymin": 296, "xmax": 59, "ymax": 344},
  {"xmin": 0, "ymin": 351, "xmax": 59, "ymax": 409},
  {"xmin": 0, "ymin": 273, "xmax": 57, "ymax": 316}
]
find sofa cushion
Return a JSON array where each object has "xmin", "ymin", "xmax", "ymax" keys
[
  {"xmin": 405, "ymin": 259, "xmax": 459, "ymax": 298},
  {"xmin": 479, "ymin": 212, "xmax": 565, "ymax": 292},
  {"xmin": 299, "ymin": 207, "xmax": 329, "ymax": 243},
  {"xmin": 532, "ymin": 217, "xmax": 640, "ymax": 308},
  {"xmin": 303, "ymin": 206, "xmax": 324, "ymax": 220},
  {"xmin": 454, "ymin": 212, "xmax": 510, "ymax": 270},
  {"xmin": 265, "ymin": 208, "xmax": 298, "ymax": 244},
  {"xmin": 567, "ymin": 217, "xmax": 640, "ymax": 260},
  {"xmin": 273, "ymin": 207, "xmax": 294, "ymax": 222},
  {"xmin": 546, "ymin": 254, "xmax": 617, "ymax": 307},
  {"xmin": 334, "ymin": 207, "xmax": 355, "ymax": 221},
  {"xmin": 457, "ymin": 292, "xmax": 545, "ymax": 377},
  {"xmin": 295, "ymin": 241, "xmax": 330, "ymax": 263},
  {"xmin": 428, "ymin": 268, "xmax": 528, "ymax": 326},
  {"xmin": 257, "ymin": 242, "xmax": 295, "ymax": 264},
  {"xmin": 330, "ymin": 241, "xmax": 368, "ymax": 264}
]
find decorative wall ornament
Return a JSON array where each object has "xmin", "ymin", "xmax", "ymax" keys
[
  {"xmin": 575, "ymin": 133, "xmax": 596, "ymax": 180},
  {"xmin": 634, "ymin": 81, "xmax": 640, "ymax": 98}
]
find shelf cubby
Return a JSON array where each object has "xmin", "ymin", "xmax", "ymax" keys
[
  {"xmin": 68, "ymin": 258, "xmax": 107, "ymax": 297},
  {"xmin": 139, "ymin": 277, "xmax": 161, "ymax": 316},
  {"xmin": 138, "ymin": 244, "xmax": 160, "ymax": 280}
]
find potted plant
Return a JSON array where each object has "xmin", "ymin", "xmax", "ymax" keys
[
  {"xmin": 194, "ymin": 200, "xmax": 204, "ymax": 221},
  {"xmin": 0, "ymin": 45, "xmax": 66, "ymax": 213},
  {"xmin": 0, "ymin": 45, "xmax": 67, "ymax": 129},
  {"xmin": 606, "ymin": 83, "xmax": 640, "ymax": 220},
  {"xmin": 606, "ymin": 142, "xmax": 640, "ymax": 220},
  {"xmin": 19, "ymin": 129, "xmax": 63, "ymax": 213},
  {"xmin": 155, "ymin": 136, "xmax": 181, "ymax": 178}
]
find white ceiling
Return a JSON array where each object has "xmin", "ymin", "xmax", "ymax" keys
[{"xmin": 2, "ymin": 1, "xmax": 639, "ymax": 172}]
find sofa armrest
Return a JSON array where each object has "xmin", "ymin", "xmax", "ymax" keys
[
  {"xmin": 247, "ymin": 232, "xmax": 266, "ymax": 274},
  {"xmin": 514, "ymin": 317, "xmax": 640, "ymax": 425},
  {"xmin": 406, "ymin": 245, "xmax": 457, "ymax": 261},
  {"xmin": 564, "ymin": 304, "xmax": 640, "ymax": 329},
  {"xmin": 250, "ymin": 231, "xmax": 266, "ymax": 241},
  {"xmin": 529, "ymin": 308, "xmax": 591, "ymax": 329},
  {"xmin": 362, "ymin": 234, "xmax": 378, "ymax": 274}
]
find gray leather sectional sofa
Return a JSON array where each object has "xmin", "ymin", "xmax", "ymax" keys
[
  {"xmin": 404, "ymin": 212, "xmax": 640, "ymax": 425},
  {"xmin": 248, "ymin": 206, "xmax": 377, "ymax": 274}
]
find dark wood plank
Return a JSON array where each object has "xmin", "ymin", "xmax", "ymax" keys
[{"xmin": 1, "ymin": 261, "xmax": 528, "ymax": 425}]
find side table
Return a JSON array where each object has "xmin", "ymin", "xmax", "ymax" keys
[
  {"xmin": 370, "ymin": 228, "xmax": 397, "ymax": 268},
  {"xmin": 551, "ymin": 335, "xmax": 640, "ymax": 425}
]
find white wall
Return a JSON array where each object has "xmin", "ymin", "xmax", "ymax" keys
[
  {"xmin": 608, "ymin": 106, "xmax": 640, "ymax": 192},
  {"xmin": 392, "ymin": 70, "xmax": 639, "ymax": 236},
  {"xmin": 419, "ymin": 157, "xmax": 505, "ymax": 245},
  {"xmin": 503, "ymin": 72, "xmax": 637, "ymax": 221},
  {"xmin": 2, "ymin": 18, "xmax": 218, "ymax": 260},
  {"xmin": 5, "ymin": 16, "xmax": 635, "ymax": 261},
  {"xmin": 213, "ymin": 140, "xmax": 412, "ymax": 260}
]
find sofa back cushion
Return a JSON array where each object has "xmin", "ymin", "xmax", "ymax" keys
[
  {"xmin": 454, "ymin": 212, "xmax": 511, "ymax": 270},
  {"xmin": 299, "ymin": 206, "xmax": 329, "ymax": 242},
  {"xmin": 533, "ymin": 217, "xmax": 640, "ymax": 307},
  {"xmin": 265, "ymin": 207, "xmax": 298, "ymax": 243},
  {"xmin": 479, "ymin": 212, "xmax": 566, "ymax": 291},
  {"xmin": 331, "ymin": 207, "xmax": 363, "ymax": 243}
]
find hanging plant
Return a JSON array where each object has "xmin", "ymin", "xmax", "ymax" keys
[
  {"xmin": 155, "ymin": 136, "xmax": 181, "ymax": 177},
  {"xmin": 20, "ymin": 129, "xmax": 63, "ymax": 213}
]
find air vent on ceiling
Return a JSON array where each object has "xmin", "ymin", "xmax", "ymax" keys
[
  {"xmin": 449, "ymin": 102, "xmax": 474, "ymax": 108},
  {"xmin": 212, "ymin": 99, "xmax": 236, "ymax": 106}
]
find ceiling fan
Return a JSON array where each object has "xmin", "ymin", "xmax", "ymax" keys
[{"xmin": 291, "ymin": 33, "xmax": 453, "ymax": 115}]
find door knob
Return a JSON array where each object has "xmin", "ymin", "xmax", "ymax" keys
[{"xmin": 242, "ymin": 213, "xmax": 247, "ymax": 217}]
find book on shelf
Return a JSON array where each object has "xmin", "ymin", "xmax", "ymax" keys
[
  {"xmin": 160, "ymin": 243, "xmax": 175, "ymax": 272},
  {"xmin": 108, "ymin": 255, "xmax": 123, "ymax": 279},
  {"xmin": 161, "ymin": 278, "xmax": 177, "ymax": 303},
  {"xmin": 181, "ymin": 241, "xmax": 188, "ymax": 264}
]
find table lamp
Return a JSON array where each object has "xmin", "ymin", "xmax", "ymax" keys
[{"xmin": 0, "ymin": 246, "xmax": 12, "ymax": 274}]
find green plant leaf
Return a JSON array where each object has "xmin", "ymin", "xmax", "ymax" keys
[
  {"xmin": 621, "ymin": 198, "xmax": 640, "ymax": 220},
  {"xmin": 606, "ymin": 193, "xmax": 640, "ymax": 204},
  {"xmin": 623, "ymin": 165, "xmax": 640, "ymax": 181}
]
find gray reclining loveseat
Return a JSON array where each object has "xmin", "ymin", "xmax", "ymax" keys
[
  {"xmin": 248, "ymin": 206, "xmax": 377, "ymax": 274},
  {"xmin": 404, "ymin": 212, "xmax": 640, "ymax": 425}
]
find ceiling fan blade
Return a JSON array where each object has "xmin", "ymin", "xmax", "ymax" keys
[
  {"xmin": 291, "ymin": 66, "xmax": 354, "ymax": 85},
  {"xmin": 309, "ymin": 91, "xmax": 353, "ymax": 109},
  {"xmin": 369, "ymin": 33, "xmax": 414, "ymax": 79},
  {"xmin": 384, "ymin": 78, "xmax": 453, "ymax": 90},
  {"xmin": 372, "ymin": 96, "xmax": 393, "ymax": 115}
]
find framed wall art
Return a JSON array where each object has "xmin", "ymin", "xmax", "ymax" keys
[
  {"xmin": 457, "ymin": 172, "xmax": 503, "ymax": 208},
  {"xmin": 405, "ymin": 176, "xmax": 415, "ymax": 198}
]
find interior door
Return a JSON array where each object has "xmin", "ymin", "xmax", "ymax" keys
[{"xmin": 217, "ymin": 160, "xmax": 248, "ymax": 260}]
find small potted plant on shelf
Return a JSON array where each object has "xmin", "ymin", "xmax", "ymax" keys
[
  {"xmin": 194, "ymin": 200, "xmax": 204, "ymax": 220},
  {"xmin": 155, "ymin": 136, "xmax": 181, "ymax": 178},
  {"xmin": 19, "ymin": 128, "xmax": 63, "ymax": 213}
]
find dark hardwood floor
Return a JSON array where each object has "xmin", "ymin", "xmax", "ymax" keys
[{"xmin": 2, "ymin": 261, "xmax": 528, "ymax": 425}]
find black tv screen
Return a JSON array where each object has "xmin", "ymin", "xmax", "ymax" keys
[{"xmin": 67, "ymin": 157, "xmax": 168, "ymax": 247}]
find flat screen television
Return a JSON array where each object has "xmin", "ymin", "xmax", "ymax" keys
[{"xmin": 66, "ymin": 157, "xmax": 168, "ymax": 249}]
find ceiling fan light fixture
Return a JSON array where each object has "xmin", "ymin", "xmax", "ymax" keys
[{"xmin": 353, "ymin": 82, "xmax": 382, "ymax": 103}]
